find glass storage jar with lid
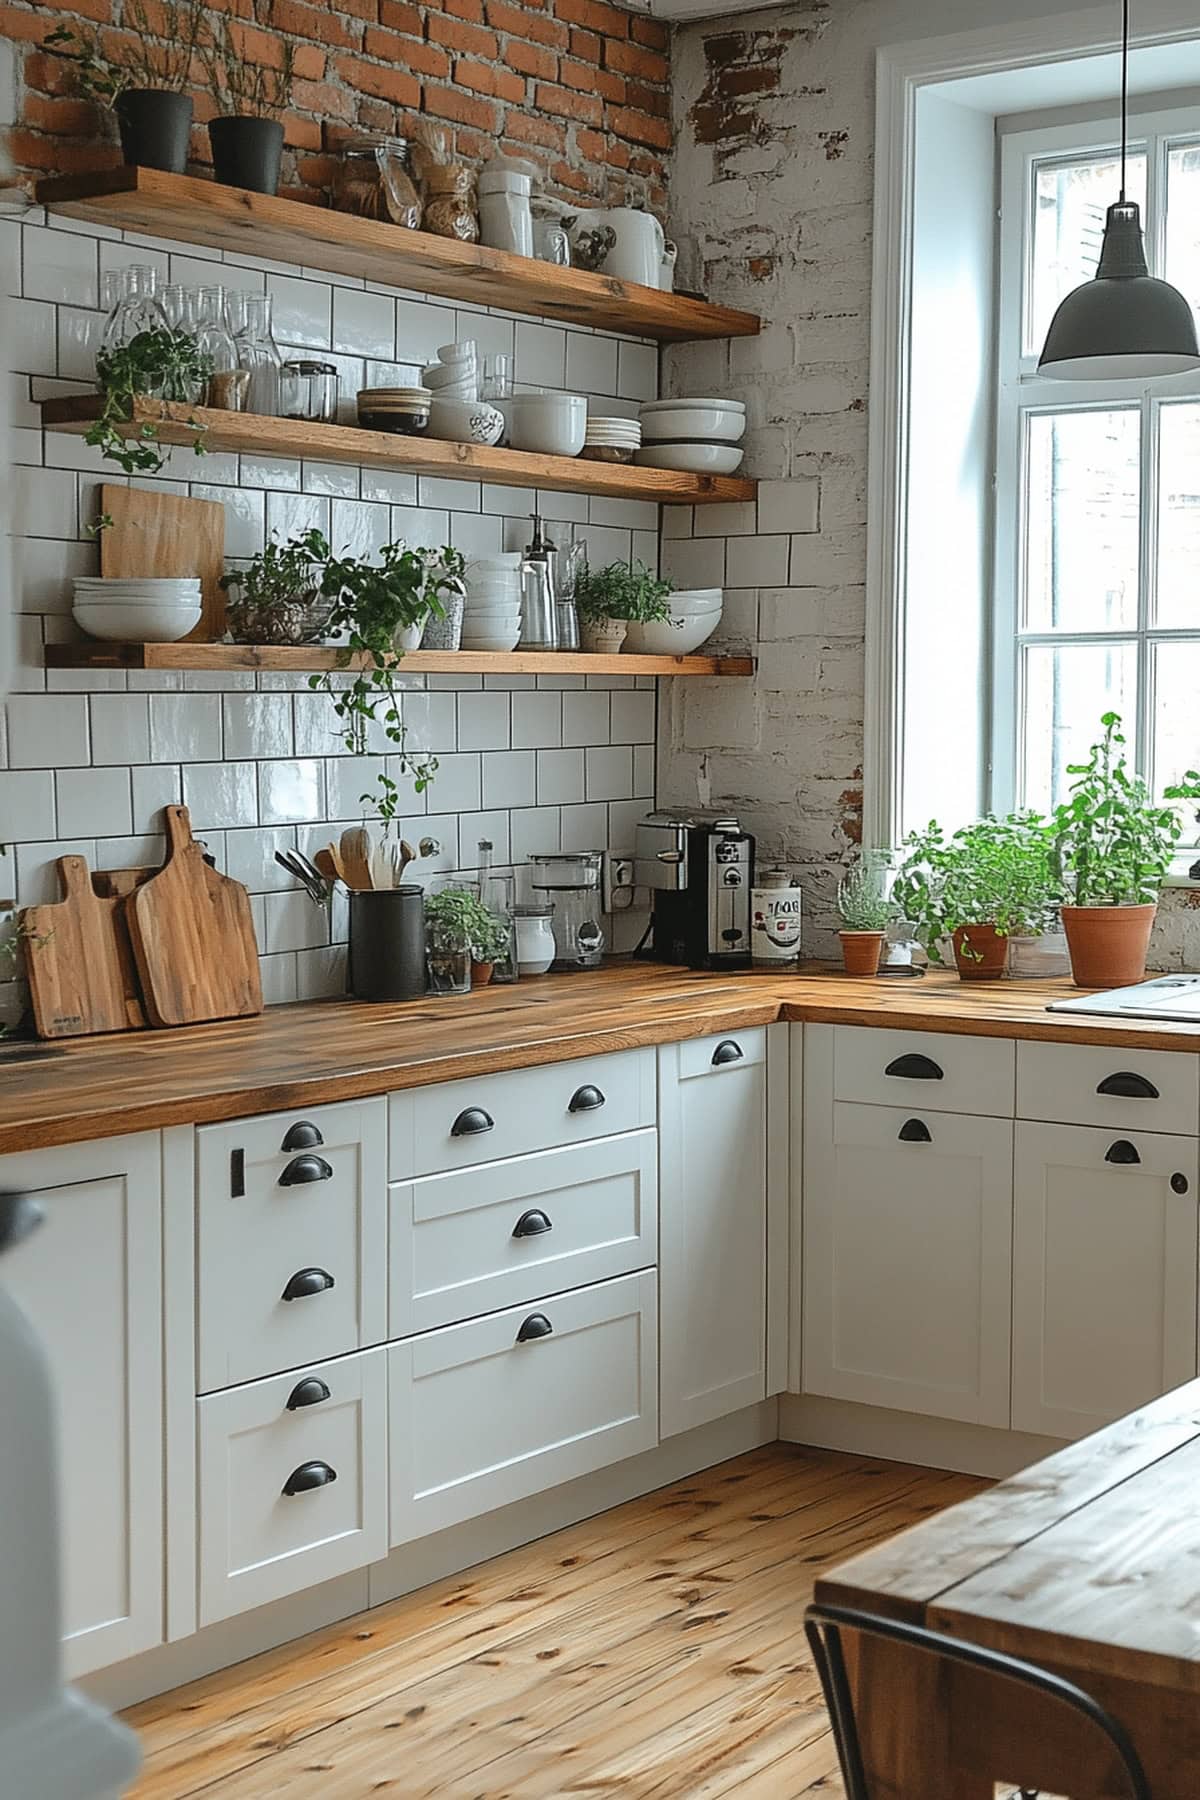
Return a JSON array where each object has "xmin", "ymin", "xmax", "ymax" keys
[
  {"xmin": 528, "ymin": 852, "xmax": 605, "ymax": 970},
  {"xmin": 333, "ymin": 133, "xmax": 422, "ymax": 228}
]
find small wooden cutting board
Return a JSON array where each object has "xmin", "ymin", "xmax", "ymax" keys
[
  {"xmin": 98, "ymin": 484, "xmax": 226, "ymax": 641},
  {"xmin": 22, "ymin": 854, "xmax": 146, "ymax": 1037},
  {"xmin": 127, "ymin": 806, "xmax": 263, "ymax": 1028}
]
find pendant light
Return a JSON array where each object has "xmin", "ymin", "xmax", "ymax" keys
[{"xmin": 1038, "ymin": 0, "xmax": 1200, "ymax": 379}]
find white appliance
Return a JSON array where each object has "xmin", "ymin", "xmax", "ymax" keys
[{"xmin": 1048, "ymin": 973, "xmax": 1200, "ymax": 1023}]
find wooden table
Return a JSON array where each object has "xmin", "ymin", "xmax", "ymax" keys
[{"xmin": 816, "ymin": 1379, "xmax": 1200, "ymax": 1798}]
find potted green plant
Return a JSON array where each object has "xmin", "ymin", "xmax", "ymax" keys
[
  {"xmin": 836, "ymin": 855, "xmax": 894, "ymax": 976},
  {"xmin": 219, "ymin": 529, "xmax": 333, "ymax": 646},
  {"xmin": 90, "ymin": 330, "xmax": 211, "ymax": 475},
  {"xmin": 1052, "ymin": 712, "xmax": 1200, "ymax": 987},
  {"xmin": 893, "ymin": 812, "xmax": 1060, "ymax": 981},
  {"xmin": 574, "ymin": 560, "xmax": 673, "ymax": 653},
  {"xmin": 201, "ymin": 0, "xmax": 295, "ymax": 196},
  {"xmin": 467, "ymin": 906, "xmax": 512, "ymax": 987},
  {"xmin": 423, "ymin": 886, "xmax": 504, "ymax": 995},
  {"xmin": 45, "ymin": 0, "xmax": 205, "ymax": 175}
]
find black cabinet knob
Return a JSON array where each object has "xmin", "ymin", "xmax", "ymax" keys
[
  {"xmin": 281, "ymin": 1266, "xmax": 336, "ymax": 1302},
  {"xmin": 512, "ymin": 1208, "xmax": 553, "ymax": 1239},
  {"xmin": 885, "ymin": 1052, "xmax": 944, "ymax": 1081},
  {"xmin": 1096, "ymin": 1071, "xmax": 1160, "ymax": 1100},
  {"xmin": 711, "ymin": 1040, "xmax": 744, "ymax": 1066},
  {"xmin": 281, "ymin": 1120, "xmax": 325, "ymax": 1151},
  {"xmin": 282, "ymin": 1460, "xmax": 337, "ymax": 1496},
  {"xmin": 451, "ymin": 1106, "xmax": 495, "ymax": 1137},
  {"xmin": 1172, "ymin": 1172, "xmax": 1190, "ymax": 1195},
  {"xmin": 516, "ymin": 1312, "xmax": 554, "ymax": 1343},
  {"xmin": 286, "ymin": 1377, "xmax": 331, "ymax": 1410},
  {"xmin": 569, "ymin": 1084, "xmax": 606, "ymax": 1113},
  {"xmin": 898, "ymin": 1117, "xmax": 932, "ymax": 1143},
  {"xmin": 1104, "ymin": 1140, "xmax": 1141, "ymax": 1166},
  {"xmin": 279, "ymin": 1153, "xmax": 333, "ymax": 1187}
]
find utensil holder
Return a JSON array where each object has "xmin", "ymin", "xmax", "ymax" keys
[{"xmin": 347, "ymin": 886, "xmax": 426, "ymax": 1001}]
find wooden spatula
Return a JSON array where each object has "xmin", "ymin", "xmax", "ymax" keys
[{"xmin": 340, "ymin": 825, "xmax": 374, "ymax": 890}]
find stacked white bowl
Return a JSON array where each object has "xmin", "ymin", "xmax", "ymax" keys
[
  {"xmin": 462, "ymin": 554, "xmax": 523, "ymax": 651},
  {"xmin": 422, "ymin": 339, "xmax": 478, "ymax": 400},
  {"xmin": 72, "ymin": 576, "xmax": 202, "ymax": 642},
  {"xmin": 582, "ymin": 415, "xmax": 642, "ymax": 464},
  {"xmin": 625, "ymin": 586, "xmax": 723, "ymax": 656},
  {"xmin": 635, "ymin": 398, "xmax": 746, "ymax": 475}
]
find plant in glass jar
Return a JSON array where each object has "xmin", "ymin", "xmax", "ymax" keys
[
  {"xmin": 892, "ymin": 811, "xmax": 1061, "ymax": 982},
  {"xmin": 90, "ymin": 330, "xmax": 212, "ymax": 476},
  {"xmin": 423, "ymin": 887, "xmax": 503, "ymax": 995},
  {"xmin": 201, "ymin": 0, "xmax": 295, "ymax": 195},
  {"xmin": 835, "ymin": 855, "xmax": 895, "ymax": 977},
  {"xmin": 220, "ymin": 528, "xmax": 334, "ymax": 646},
  {"xmin": 574, "ymin": 560, "xmax": 674, "ymax": 652},
  {"xmin": 44, "ymin": 0, "xmax": 206, "ymax": 174}
]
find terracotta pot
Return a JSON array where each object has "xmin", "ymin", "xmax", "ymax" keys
[
  {"xmin": 470, "ymin": 960, "xmax": 495, "ymax": 987},
  {"xmin": 1060, "ymin": 903, "xmax": 1157, "ymax": 989},
  {"xmin": 839, "ymin": 930, "xmax": 884, "ymax": 977},
  {"xmin": 581, "ymin": 616, "xmax": 628, "ymax": 653},
  {"xmin": 951, "ymin": 923, "xmax": 1008, "ymax": 982}
]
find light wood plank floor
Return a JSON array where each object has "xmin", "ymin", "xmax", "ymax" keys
[{"xmin": 124, "ymin": 1445, "xmax": 984, "ymax": 1798}]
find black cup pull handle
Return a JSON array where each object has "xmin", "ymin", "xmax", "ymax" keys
[
  {"xmin": 885, "ymin": 1053, "xmax": 944, "ymax": 1081},
  {"xmin": 1096, "ymin": 1071, "xmax": 1160, "ymax": 1100},
  {"xmin": 512, "ymin": 1209, "xmax": 553, "ymax": 1239},
  {"xmin": 282, "ymin": 1460, "xmax": 337, "ymax": 1496},
  {"xmin": 1172, "ymin": 1172, "xmax": 1190, "ymax": 1194},
  {"xmin": 898, "ymin": 1118, "xmax": 932, "ymax": 1143},
  {"xmin": 568, "ymin": 1084, "xmax": 606, "ymax": 1113},
  {"xmin": 451, "ymin": 1107, "xmax": 495, "ymax": 1137},
  {"xmin": 281, "ymin": 1266, "xmax": 336, "ymax": 1301},
  {"xmin": 1105, "ymin": 1139, "xmax": 1141, "ymax": 1166},
  {"xmin": 712, "ymin": 1040, "xmax": 744, "ymax": 1066},
  {"xmin": 516, "ymin": 1312, "xmax": 554, "ymax": 1343},
  {"xmin": 279, "ymin": 1154, "xmax": 333, "ymax": 1187},
  {"xmin": 286, "ymin": 1377, "xmax": 331, "ymax": 1410},
  {"xmin": 281, "ymin": 1120, "xmax": 325, "ymax": 1151}
]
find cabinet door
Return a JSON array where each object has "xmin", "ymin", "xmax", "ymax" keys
[
  {"xmin": 0, "ymin": 1133, "xmax": 163, "ymax": 1677},
  {"xmin": 659, "ymin": 1028, "xmax": 768, "ymax": 1438},
  {"xmin": 1013, "ymin": 1122, "xmax": 1199, "ymax": 1440},
  {"xmin": 803, "ymin": 1068, "xmax": 1013, "ymax": 1425}
]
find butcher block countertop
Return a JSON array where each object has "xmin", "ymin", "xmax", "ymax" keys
[{"xmin": 4, "ymin": 960, "xmax": 1200, "ymax": 1154}]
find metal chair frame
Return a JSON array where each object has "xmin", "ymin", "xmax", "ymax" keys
[{"xmin": 804, "ymin": 1601, "xmax": 1151, "ymax": 1800}]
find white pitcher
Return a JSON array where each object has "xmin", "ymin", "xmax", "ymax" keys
[{"xmin": 567, "ymin": 207, "xmax": 666, "ymax": 288}]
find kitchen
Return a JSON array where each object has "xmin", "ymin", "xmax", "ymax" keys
[{"xmin": 4, "ymin": 0, "xmax": 1200, "ymax": 1793}]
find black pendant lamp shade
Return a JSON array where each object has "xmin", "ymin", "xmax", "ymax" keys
[{"xmin": 1037, "ymin": 0, "xmax": 1200, "ymax": 379}]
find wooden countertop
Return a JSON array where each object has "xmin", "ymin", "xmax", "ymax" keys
[{"xmin": 4, "ymin": 961, "xmax": 1200, "ymax": 1155}]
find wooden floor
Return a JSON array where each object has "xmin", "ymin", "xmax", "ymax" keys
[{"xmin": 123, "ymin": 1446, "xmax": 984, "ymax": 1798}]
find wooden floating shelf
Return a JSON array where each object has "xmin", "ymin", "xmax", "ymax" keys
[
  {"xmin": 44, "ymin": 644, "xmax": 755, "ymax": 677},
  {"xmin": 36, "ymin": 168, "xmax": 761, "ymax": 345},
  {"xmin": 40, "ymin": 398, "xmax": 755, "ymax": 507}
]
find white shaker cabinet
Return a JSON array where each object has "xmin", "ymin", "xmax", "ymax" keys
[
  {"xmin": 0, "ymin": 1132, "xmax": 164, "ymax": 1677},
  {"xmin": 1012, "ymin": 1121, "xmax": 1199, "ymax": 1439},
  {"xmin": 658, "ymin": 1027, "xmax": 770, "ymax": 1438}
]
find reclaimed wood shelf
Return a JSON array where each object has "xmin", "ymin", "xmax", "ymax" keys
[
  {"xmin": 43, "ymin": 643, "xmax": 755, "ymax": 677},
  {"xmin": 40, "ymin": 398, "xmax": 755, "ymax": 507},
  {"xmin": 36, "ymin": 168, "xmax": 761, "ymax": 344}
]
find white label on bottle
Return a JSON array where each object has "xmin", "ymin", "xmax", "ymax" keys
[{"xmin": 751, "ymin": 888, "xmax": 802, "ymax": 961}]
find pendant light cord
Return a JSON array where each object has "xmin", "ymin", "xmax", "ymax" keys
[{"xmin": 1120, "ymin": 0, "xmax": 1129, "ymax": 202}]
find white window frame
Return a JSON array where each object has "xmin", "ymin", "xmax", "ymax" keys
[{"xmin": 992, "ymin": 105, "xmax": 1200, "ymax": 837}]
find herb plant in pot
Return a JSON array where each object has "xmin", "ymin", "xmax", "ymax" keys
[
  {"xmin": 1052, "ymin": 713, "xmax": 1200, "ymax": 987},
  {"xmin": 45, "ymin": 0, "xmax": 205, "ymax": 175},
  {"xmin": 893, "ymin": 812, "xmax": 1060, "ymax": 982},
  {"xmin": 202, "ymin": 0, "xmax": 295, "ymax": 196},
  {"xmin": 424, "ymin": 887, "xmax": 503, "ymax": 995},
  {"xmin": 574, "ymin": 560, "xmax": 673, "ymax": 653},
  {"xmin": 836, "ymin": 855, "xmax": 893, "ymax": 976},
  {"xmin": 220, "ymin": 528, "xmax": 333, "ymax": 645}
]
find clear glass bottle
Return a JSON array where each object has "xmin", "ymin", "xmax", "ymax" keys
[
  {"xmin": 99, "ymin": 264, "xmax": 170, "ymax": 366},
  {"xmin": 158, "ymin": 285, "xmax": 207, "ymax": 402},
  {"xmin": 195, "ymin": 285, "xmax": 246, "ymax": 411},
  {"xmin": 233, "ymin": 292, "xmax": 282, "ymax": 417}
]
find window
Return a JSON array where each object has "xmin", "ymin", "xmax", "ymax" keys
[{"xmin": 993, "ymin": 109, "xmax": 1200, "ymax": 853}]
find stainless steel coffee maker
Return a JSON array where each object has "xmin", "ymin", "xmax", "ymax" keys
[{"xmin": 634, "ymin": 811, "xmax": 755, "ymax": 969}]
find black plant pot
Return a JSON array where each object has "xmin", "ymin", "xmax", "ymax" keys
[
  {"xmin": 115, "ymin": 89, "xmax": 193, "ymax": 174},
  {"xmin": 209, "ymin": 116, "xmax": 284, "ymax": 196}
]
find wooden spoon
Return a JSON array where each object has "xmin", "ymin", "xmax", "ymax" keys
[
  {"xmin": 313, "ymin": 848, "xmax": 341, "ymax": 888},
  {"xmin": 340, "ymin": 825, "xmax": 374, "ymax": 891}
]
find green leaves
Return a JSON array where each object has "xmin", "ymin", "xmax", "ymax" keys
[
  {"xmin": 575, "ymin": 560, "xmax": 674, "ymax": 624},
  {"xmin": 1052, "ymin": 713, "xmax": 1200, "ymax": 905},
  {"xmin": 893, "ymin": 811, "xmax": 1061, "ymax": 959},
  {"xmin": 837, "ymin": 857, "xmax": 893, "ymax": 931},
  {"xmin": 424, "ymin": 887, "xmax": 508, "ymax": 960},
  {"xmin": 88, "ymin": 331, "xmax": 212, "ymax": 475}
]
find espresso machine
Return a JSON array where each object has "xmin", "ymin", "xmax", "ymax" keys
[{"xmin": 634, "ymin": 811, "xmax": 756, "ymax": 969}]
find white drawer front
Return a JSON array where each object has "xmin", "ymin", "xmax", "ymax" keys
[
  {"xmin": 197, "ymin": 1099, "xmax": 387, "ymax": 1391},
  {"xmin": 832, "ymin": 1026, "xmax": 1015, "ymax": 1117},
  {"xmin": 391, "ymin": 1129, "xmax": 658, "ymax": 1336},
  {"xmin": 389, "ymin": 1270, "xmax": 658, "ymax": 1543},
  {"xmin": 1017, "ymin": 1040, "xmax": 1200, "ymax": 1135},
  {"xmin": 388, "ymin": 1047, "xmax": 656, "ymax": 1179},
  {"xmin": 197, "ymin": 1348, "xmax": 387, "ymax": 1627},
  {"xmin": 676, "ymin": 1026, "xmax": 766, "ymax": 1080}
]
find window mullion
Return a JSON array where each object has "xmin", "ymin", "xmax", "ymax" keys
[{"xmin": 1139, "ymin": 392, "xmax": 1157, "ymax": 790}]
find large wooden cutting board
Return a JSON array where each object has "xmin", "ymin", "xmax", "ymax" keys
[
  {"xmin": 98, "ymin": 483, "xmax": 226, "ymax": 640},
  {"xmin": 127, "ymin": 806, "xmax": 263, "ymax": 1027},
  {"xmin": 22, "ymin": 854, "xmax": 145, "ymax": 1037}
]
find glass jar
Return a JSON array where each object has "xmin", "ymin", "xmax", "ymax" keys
[
  {"xmin": 195, "ymin": 286, "xmax": 246, "ymax": 411},
  {"xmin": 479, "ymin": 868, "xmax": 518, "ymax": 983},
  {"xmin": 278, "ymin": 362, "xmax": 312, "ymax": 420},
  {"xmin": 423, "ymin": 165, "xmax": 478, "ymax": 242},
  {"xmin": 99, "ymin": 264, "xmax": 170, "ymax": 369},
  {"xmin": 333, "ymin": 133, "xmax": 422, "ymax": 228},
  {"xmin": 513, "ymin": 904, "xmax": 556, "ymax": 976},
  {"xmin": 528, "ymin": 852, "xmax": 605, "ymax": 970},
  {"xmin": 291, "ymin": 359, "xmax": 339, "ymax": 422},
  {"xmin": 233, "ymin": 292, "xmax": 282, "ymax": 417}
]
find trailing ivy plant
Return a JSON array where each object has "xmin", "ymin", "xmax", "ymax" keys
[
  {"xmin": 893, "ymin": 811, "xmax": 1062, "ymax": 964},
  {"xmin": 1052, "ymin": 712, "xmax": 1200, "ymax": 905},
  {"xmin": 308, "ymin": 540, "xmax": 466, "ymax": 823},
  {"xmin": 574, "ymin": 559, "xmax": 674, "ymax": 624},
  {"xmin": 91, "ymin": 331, "xmax": 212, "ymax": 476}
]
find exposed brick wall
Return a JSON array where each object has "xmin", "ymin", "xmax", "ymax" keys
[{"xmin": 3, "ymin": 0, "xmax": 670, "ymax": 208}]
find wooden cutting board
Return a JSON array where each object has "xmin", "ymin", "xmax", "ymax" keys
[
  {"xmin": 98, "ymin": 484, "xmax": 226, "ymax": 641},
  {"xmin": 127, "ymin": 807, "xmax": 263, "ymax": 1028},
  {"xmin": 22, "ymin": 854, "xmax": 146, "ymax": 1037}
]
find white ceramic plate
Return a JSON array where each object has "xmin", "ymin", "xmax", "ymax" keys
[
  {"xmin": 634, "ymin": 443, "xmax": 745, "ymax": 474},
  {"xmin": 640, "ymin": 397, "xmax": 746, "ymax": 412}
]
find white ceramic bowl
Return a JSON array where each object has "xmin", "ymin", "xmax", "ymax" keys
[
  {"xmin": 625, "ymin": 612, "xmax": 721, "ymax": 656},
  {"xmin": 74, "ymin": 579, "xmax": 201, "ymax": 596},
  {"xmin": 466, "ymin": 583, "xmax": 522, "ymax": 603},
  {"xmin": 73, "ymin": 600, "xmax": 202, "ymax": 642},
  {"xmin": 437, "ymin": 340, "xmax": 476, "ymax": 364},
  {"xmin": 641, "ymin": 397, "xmax": 745, "ymax": 413},
  {"xmin": 468, "ymin": 552, "xmax": 523, "ymax": 570},
  {"xmin": 465, "ymin": 608, "xmax": 522, "ymax": 625},
  {"xmin": 428, "ymin": 398, "xmax": 505, "ymax": 447},
  {"xmin": 634, "ymin": 443, "xmax": 745, "ymax": 475},
  {"xmin": 461, "ymin": 631, "xmax": 522, "ymax": 651},
  {"xmin": 509, "ymin": 392, "xmax": 587, "ymax": 457},
  {"xmin": 639, "ymin": 407, "xmax": 745, "ymax": 442},
  {"xmin": 667, "ymin": 595, "xmax": 724, "ymax": 615}
]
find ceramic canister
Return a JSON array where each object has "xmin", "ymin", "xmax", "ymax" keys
[{"xmin": 751, "ymin": 868, "xmax": 802, "ymax": 966}]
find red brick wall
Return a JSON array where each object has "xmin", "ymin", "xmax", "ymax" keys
[{"xmin": 4, "ymin": 0, "xmax": 670, "ymax": 208}]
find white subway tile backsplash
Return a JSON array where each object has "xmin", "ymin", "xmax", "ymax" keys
[
  {"xmin": 240, "ymin": 455, "xmax": 303, "ymax": 491},
  {"xmin": 7, "ymin": 694, "xmax": 88, "ymax": 768},
  {"xmin": 0, "ymin": 770, "xmax": 54, "ymax": 841},
  {"xmin": 562, "ymin": 691, "xmax": 610, "ymax": 747},
  {"xmin": 130, "ymin": 763, "xmax": 182, "ymax": 832},
  {"xmin": 14, "ymin": 838, "xmax": 96, "ymax": 906},
  {"xmin": 560, "ymin": 801, "xmax": 609, "ymax": 852},
  {"xmin": 265, "ymin": 887, "xmax": 330, "ymax": 954},
  {"xmin": 427, "ymin": 752, "xmax": 481, "ymax": 814},
  {"xmin": 14, "ymin": 467, "xmax": 77, "ymax": 541},
  {"xmin": 331, "ymin": 496, "xmax": 391, "ymax": 561},
  {"xmin": 333, "ymin": 286, "xmax": 396, "ymax": 360},
  {"xmin": 725, "ymin": 534, "xmax": 790, "ymax": 588},
  {"xmin": 267, "ymin": 274, "xmax": 332, "ymax": 348},
  {"xmin": 511, "ymin": 692, "xmax": 562, "ymax": 749},
  {"xmin": 617, "ymin": 340, "xmax": 658, "ymax": 401},
  {"xmin": 8, "ymin": 298, "xmax": 56, "ymax": 376},
  {"xmin": 302, "ymin": 461, "xmax": 360, "ymax": 498},
  {"xmin": 258, "ymin": 759, "xmax": 324, "ymax": 824},
  {"xmin": 150, "ymin": 695, "xmax": 221, "ymax": 762},
  {"xmin": 361, "ymin": 468, "xmax": 420, "ymax": 506},
  {"xmin": 223, "ymin": 694, "xmax": 294, "ymax": 761},
  {"xmin": 481, "ymin": 749, "xmax": 536, "ymax": 811},
  {"xmin": 23, "ymin": 226, "xmax": 97, "ymax": 308},
  {"xmin": 515, "ymin": 320, "xmax": 566, "ymax": 389},
  {"xmin": 181, "ymin": 761, "xmax": 259, "ymax": 830},
  {"xmin": 610, "ymin": 690, "xmax": 656, "ymax": 744},
  {"xmin": 457, "ymin": 690, "xmax": 510, "ymax": 751},
  {"xmin": 536, "ymin": 748, "xmax": 585, "ymax": 806},
  {"xmin": 224, "ymin": 825, "xmax": 295, "ymax": 893},
  {"xmin": 567, "ymin": 333, "xmax": 619, "ymax": 397},
  {"xmin": 55, "ymin": 766, "xmax": 131, "ymax": 839},
  {"xmin": 509, "ymin": 806, "xmax": 559, "ymax": 862},
  {"xmin": 89, "ymin": 695, "xmax": 151, "ymax": 766},
  {"xmin": 585, "ymin": 745, "xmax": 633, "ymax": 802},
  {"xmin": 265, "ymin": 488, "xmax": 324, "ymax": 547}
]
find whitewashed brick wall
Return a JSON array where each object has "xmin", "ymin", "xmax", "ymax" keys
[{"xmin": 0, "ymin": 206, "xmax": 661, "ymax": 1025}]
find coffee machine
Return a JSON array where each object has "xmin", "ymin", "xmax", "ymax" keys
[{"xmin": 635, "ymin": 811, "xmax": 756, "ymax": 969}]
